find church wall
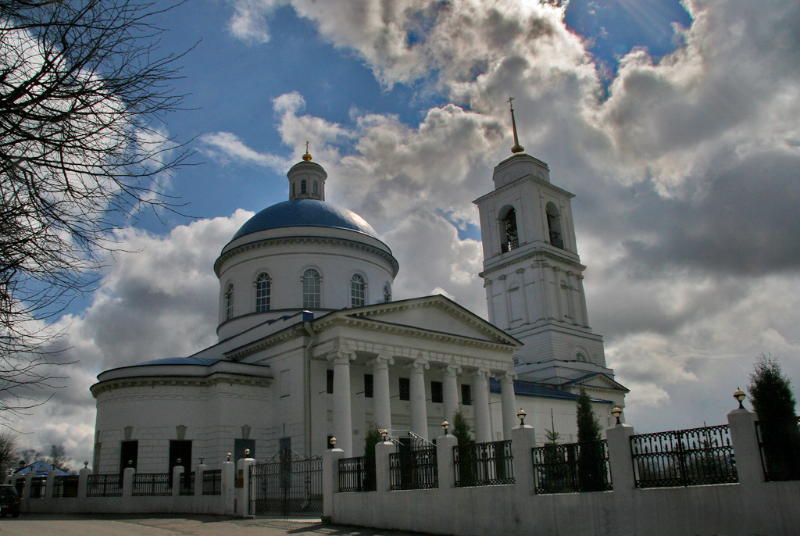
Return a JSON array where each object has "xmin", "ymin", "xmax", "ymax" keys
[{"xmin": 94, "ymin": 380, "xmax": 271, "ymax": 473}]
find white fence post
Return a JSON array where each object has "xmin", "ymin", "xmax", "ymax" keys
[
  {"xmin": 727, "ymin": 408, "xmax": 763, "ymax": 486},
  {"xmin": 436, "ymin": 433, "xmax": 457, "ymax": 489},
  {"xmin": 172, "ymin": 466, "xmax": 184, "ymax": 498},
  {"xmin": 122, "ymin": 467, "xmax": 135, "ymax": 498},
  {"xmin": 375, "ymin": 440, "xmax": 393, "ymax": 493},
  {"xmin": 237, "ymin": 456, "xmax": 255, "ymax": 517},
  {"xmin": 322, "ymin": 447, "xmax": 345, "ymax": 522},
  {"xmin": 45, "ymin": 469, "xmax": 58, "ymax": 498},
  {"xmin": 78, "ymin": 467, "xmax": 91, "ymax": 500},
  {"xmin": 510, "ymin": 423, "xmax": 535, "ymax": 494},
  {"xmin": 195, "ymin": 463, "xmax": 206, "ymax": 498},
  {"xmin": 221, "ymin": 458, "xmax": 235, "ymax": 515},
  {"xmin": 605, "ymin": 421, "xmax": 636, "ymax": 492}
]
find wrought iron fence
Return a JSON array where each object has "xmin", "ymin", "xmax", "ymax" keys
[
  {"xmin": 86, "ymin": 474, "xmax": 123, "ymax": 497},
  {"xmin": 532, "ymin": 440, "xmax": 612, "ymax": 494},
  {"xmin": 53, "ymin": 475, "xmax": 80, "ymax": 498},
  {"xmin": 179, "ymin": 471, "xmax": 195, "ymax": 495},
  {"xmin": 756, "ymin": 417, "xmax": 800, "ymax": 482},
  {"xmin": 389, "ymin": 447, "xmax": 437, "ymax": 491},
  {"xmin": 132, "ymin": 473, "xmax": 172, "ymax": 496},
  {"xmin": 29, "ymin": 476, "xmax": 46, "ymax": 498},
  {"xmin": 454, "ymin": 440, "xmax": 515, "ymax": 487},
  {"xmin": 203, "ymin": 469, "xmax": 222, "ymax": 495},
  {"xmin": 339, "ymin": 456, "xmax": 376, "ymax": 492},
  {"xmin": 250, "ymin": 453, "xmax": 323, "ymax": 517},
  {"xmin": 630, "ymin": 424, "xmax": 738, "ymax": 488}
]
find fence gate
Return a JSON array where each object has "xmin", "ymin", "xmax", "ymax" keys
[{"xmin": 249, "ymin": 450, "xmax": 322, "ymax": 517}]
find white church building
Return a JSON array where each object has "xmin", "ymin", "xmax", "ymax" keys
[{"xmin": 90, "ymin": 125, "xmax": 627, "ymax": 475}]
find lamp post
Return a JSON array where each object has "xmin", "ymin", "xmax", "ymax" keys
[
  {"xmin": 199, "ymin": 456, "xmax": 204, "ymax": 465},
  {"xmin": 441, "ymin": 421, "xmax": 450, "ymax": 435},
  {"xmin": 380, "ymin": 429, "xmax": 388, "ymax": 442},
  {"xmin": 517, "ymin": 408, "xmax": 527, "ymax": 426},
  {"xmin": 329, "ymin": 437, "xmax": 337, "ymax": 448},
  {"xmin": 226, "ymin": 452, "xmax": 231, "ymax": 462},
  {"xmin": 733, "ymin": 388, "xmax": 746, "ymax": 410},
  {"xmin": 611, "ymin": 406, "xmax": 623, "ymax": 425}
]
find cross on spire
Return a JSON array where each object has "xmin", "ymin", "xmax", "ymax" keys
[
  {"xmin": 507, "ymin": 97, "xmax": 525, "ymax": 154},
  {"xmin": 302, "ymin": 140, "xmax": 312, "ymax": 161}
]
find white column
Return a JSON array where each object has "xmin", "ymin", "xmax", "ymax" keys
[
  {"xmin": 538, "ymin": 261, "xmax": 552, "ymax": 319},
  {"xmin": 567, "ymin": 271, "xmax": 581, "ymax": 326},
  {"xmin": 498, "ymin": 275, "xmax": 511, "ymax": 329},
  {"xmin": 516, "ymin": 268, "xmax": 530, "ymax": 324},
  {"xmin": 499, "ymin": 371, "xmax": 517, "ymax": 441},
  {"xmin": 408, "ymin": 359, "xmax": 430, "ymax": 440},
  {"xmin": 443, "ymin": 364, "xmax": 461, "ymax": 424},
  {"xmin": 370, "ymin": 353, "xmax": 394, "ymax": 432},
  {"xmin": 329, "ymin": 349, "xmax": 355, "ymax": 457},
  {"xmin": 577, "ymin": 274, "xmax": 590, "ymax": 327},
  {"xmin": 553, "ymin": 266, "xmax": 565, "ymax": 321},
  {"xmin": 484, "ymin": 279, "xmax": 496, "ymax": 325},
  {"xmin": 472, "ymin": 369, "xmax": 492, "ymax": 444}
]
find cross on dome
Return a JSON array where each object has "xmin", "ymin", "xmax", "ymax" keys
[{"xmin": 507, "ymin": 97, "xmax": 525, "ymax": 154}]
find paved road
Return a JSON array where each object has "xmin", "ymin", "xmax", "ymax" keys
[{"xmin": 0, "ymin": 514, "xmax": 432, "ymax": 536}]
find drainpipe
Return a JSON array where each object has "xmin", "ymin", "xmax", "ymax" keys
[{"xmin": 303, "ymin": 312, "xmax": 316, "ymax": 457}]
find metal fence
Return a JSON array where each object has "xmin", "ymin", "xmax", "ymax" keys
[
  {"xmin": 179, "ymin": 471, "xmax": 195, "ymax": 495},
  {"xmin": 454, "ymin": 440, "xmax": 515, "ymax": 487},
  {"xmin": 339, "ymin": 456, "xmax": 376, "ymax": 492},
  {"xmin": 630, "ymin": 424, "xmax": 738, "ymax": 488},
  {"xmin": 389, "ymin": 447, "xmax": 437, "ymax": 491},
  {"xmin": 532, "ymin": 440, "xmax": 612, "ymax": 494},
  {"xmin": 203, "ymin": 469, "xmax": 222, "ymax": 495},
  {"xmin": 756, "ymin": 417, "xmax": 800, "ymax": 482},
  {"xmin": 29, "ymin": 476, "xmax": 46, "ymax": 498},
  {"xmin": 53, "ymin": 475, "xmax": 80, "ymax": 498},
  {"xmin": 86, "ymin": 474, "xmax": 123, "ymax": 497},
  {"xmin": 132, "ymin": 473, "xmax": 172, "ymax": 496}
]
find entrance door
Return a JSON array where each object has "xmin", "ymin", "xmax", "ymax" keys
[
  {"xmin": 120, "ymin": 440, "xmax": 138, "ymax": 475},
  {"xmin": 169, "ymin": 440, "xmax": 192, "ymax": 488}
]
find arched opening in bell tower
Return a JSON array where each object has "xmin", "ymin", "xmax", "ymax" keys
[
  {"xmin": 546, "ymin": 202, "xmax": 564, "ymax": 250},
  {"xmin": 499, "ymin": 205, "xmax": 519, "ymax": 253}
]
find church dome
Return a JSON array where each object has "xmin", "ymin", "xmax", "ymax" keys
[{"xmin": 231, "ymin": 199, "xmax": 379, "ymax": 242}]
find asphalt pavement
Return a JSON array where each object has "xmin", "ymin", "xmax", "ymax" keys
[{"xmin": 0, "ymin": 514, "xmax": 436, "ymax": 536}]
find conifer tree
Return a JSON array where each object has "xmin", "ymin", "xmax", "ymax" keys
[
  {"xmin": 576, "ymin": 387, "xmax": 606, "ymax": 490},
  {"xmin": 748, "ymin": 354, "xmax": 800, "ymax": 479}
]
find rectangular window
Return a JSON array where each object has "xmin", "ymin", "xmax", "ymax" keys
[
  {"xmin": 327, "ymin": 369, "xmax": 334, "ymax": 394},
  {"xmin": 431, "ymin": 381, "xmax": 443, "ymax": 403},
  {"xmin": 364, "ymin": 374, "xmax": 373, "ymax": 398},
  {"xmin": 399, "ymin": 377, "xmax": 410, "ymax": 401},
  {"xmin": 461, "ymin": 384, "xmax": 472, "ymax": 406},
  {"xmin": 280, "ymin": 369, "xmax": 290, "ymax": 398}
]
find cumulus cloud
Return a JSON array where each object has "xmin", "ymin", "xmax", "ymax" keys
[{"xmin": 14, "ymin": 212, "xmax": 253, "ymax": 466}]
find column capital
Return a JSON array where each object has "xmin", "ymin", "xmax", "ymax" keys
[
  {"xmin": 497, "ymin": 274, "xmax": 507, "ymax": 281},
  {"xmin": 471, "ymin": 367, "xmax": 490, "ymax": 380},
  {"xmin": 405, "ymin": 359, "xmax": 430, "ymax": 372},
  {"xmin": 328, "ymin": 349, "xmax": 355, "ymax": 365},
  {"xmin": 499, "ymin": 370, "xmax": 517, "ymax": 383},
  {"xmin": 515, "ymin": 268, "xmax": 525, "ymax": 274},
  {"xmin": 484, "ymin": 278, "xmax": 493, "ymax": 287},
  {"xmin": 368, "ymin": 352, "xmax": 394, "ymax": 368},
  {"xmin": 444, "ymin": 364, "xmax": 462, "ymax": 376},
  {"xmin": 566, "ymin": 270, "xmax": 574, "ymax": 277},
  {"xmin": 552, "ymin": 266, "xmax": 561, "ymax": 273},
  {"xmin": 576, "ymin": 274, "xmax": 585, "ymax": 281}
]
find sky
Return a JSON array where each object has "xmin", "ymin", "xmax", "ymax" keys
[{"xmin": 11, "ymin": 0, "xmax": 800, "ymax": 467}]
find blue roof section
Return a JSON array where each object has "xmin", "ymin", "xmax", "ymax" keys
[
  {"xmin": 136, "ymin": 357, "xmax": 222, "ymax": 366},
  {"xmin": 231, "ymin": 199, "xmax": 379, "ymax": 241},
  {"xmin": 489, "ymin": 378, "xmax": 613, "ymax": 403}
]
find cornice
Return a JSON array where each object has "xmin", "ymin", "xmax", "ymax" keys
[
  {"xmin": 214, "ymin": 235, "xmax": 399, "ymax": 277},
  {"xmin": 472, "ymin": 174, "xmax": 575, "ymax": 205},
  {"xmin": 480, "ymin": 249, "xmax": 586, "ymax": 278},
  {"xmin": 90, "ymin": 373, "xmax": 272, "ymax": 398}
]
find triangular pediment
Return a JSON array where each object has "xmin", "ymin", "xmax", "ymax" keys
[
  {"xmin": 565, "ymin": 373, "xmax": 629, "ymax": 393},
  {"xmin": 326, "ymin": 295, "xmax": 521, "ymax": 347}
]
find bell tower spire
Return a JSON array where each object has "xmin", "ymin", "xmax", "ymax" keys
[{"xmin": 507, "ymin": 97, "xmax": 525, "ymax": 154}]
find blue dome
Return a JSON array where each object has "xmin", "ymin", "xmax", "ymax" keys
[
  {"xmin": 137, "ymin": 357, "xmax": 221, "ymax": 366},
  {"xmin": 231, "ymin": 199, "xmax": 379, "ymax": 241}
]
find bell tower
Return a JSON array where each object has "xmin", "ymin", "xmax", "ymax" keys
[{"xmin": 473, "ymin": 100, "xmax": 613, "ymax": 386}]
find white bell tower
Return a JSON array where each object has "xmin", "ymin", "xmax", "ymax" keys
[{"xmin": 473, "ymin": 99, "xmax": 613, "ymax": 386}]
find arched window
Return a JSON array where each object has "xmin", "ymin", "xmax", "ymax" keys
[
  {"xmin": 546, "ymin": 202, "xmax": 564, "ymax": 250},
  {"xmin": 313, "ymin": 181, "xmax": 318, "ymax": 195},
  {"xmin": 302, "ymin": 269, "xmax": 320, "ymax": 309},
  {"xmin": 224, "ymin": 284, "xmax": 234, "ymax": 321},
  {"xmin": 301, "ymin": 180, "xmax": 307, "ymax": 194},
  {"xmin": 350, "ymin": 274, "xmax": 366, "ymax": 307},
  {"xmin": 255, "ymin": 273, "xmax": 271, "ymax": 313},
  {"xmin": 499, "ymin": 207, "xmax": 519, "ymax": 253},
  {"xmin": 383, "ymin": 283, "xmax": 392, "ymax": 303}
]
